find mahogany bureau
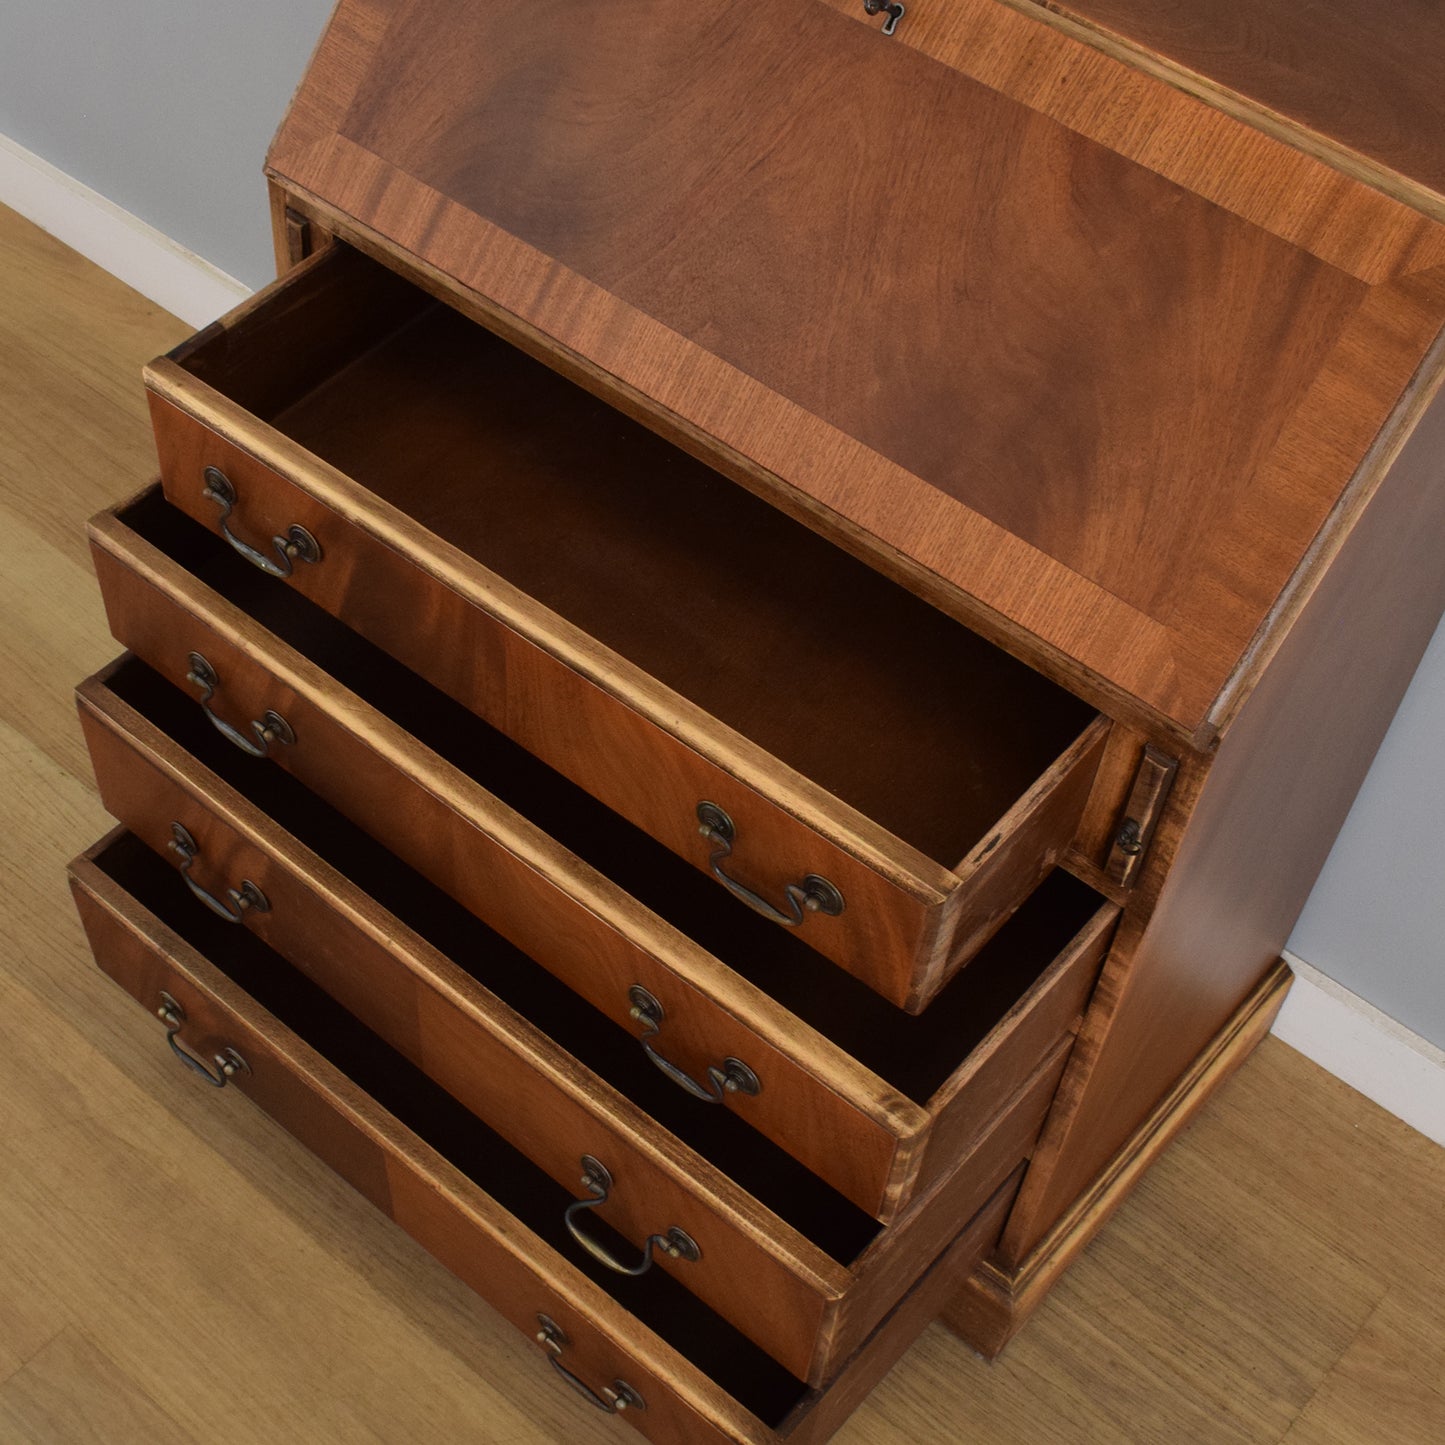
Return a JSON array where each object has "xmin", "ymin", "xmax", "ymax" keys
[{"xmin": 66, "ymin": 1, "xmax": 1445, "ymax": 1440}]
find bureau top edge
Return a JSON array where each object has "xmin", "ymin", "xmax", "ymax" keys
[
  {"xmin": 262, "ymin": 0, "xmax": 1445, "ymax": 747},
  {"xmin": 1002, "ymin": 0, "xmax": 1445, "ymax": 222}
]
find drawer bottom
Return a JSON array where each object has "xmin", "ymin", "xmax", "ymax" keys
[{"xmin": 69, "ymin": 827, "xmax": 1020, "ymax": 1444}]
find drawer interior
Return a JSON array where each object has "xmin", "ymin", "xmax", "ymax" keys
[
  {"xmin": 105, "ymin": 652, "xmax": 881, "ymax": 1266},
  {"xmin": 173, "ymin": 246, "xmax": 1098, "ymax": 869},
  {"xmin": 118, "ymin": 493, "xmax": 1110, "ymax": 1108},
  {"xmin": 87, "ymin": 829, "xmax": 810, "ymax": 1426}
]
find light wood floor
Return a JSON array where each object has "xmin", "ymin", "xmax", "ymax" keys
[{"xmin": 2, "ymin": 201, "xmax": 1442, "ymax": 1444}]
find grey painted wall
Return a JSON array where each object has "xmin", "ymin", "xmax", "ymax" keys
[
  {"xmin": 0, "ymin": 1, "xmax": 334, "ymax": 287},
  {"xmin": 4, "ymin": 2, "xmax": 1442, "ymax": 1044},
  {"xmin": 1290, "ymin": 612, "xmax": 1445, "ymax": 1050}
]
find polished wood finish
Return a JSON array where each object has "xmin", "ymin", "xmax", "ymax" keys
[
  {"xmin": 85, "ymin": 503, "xmax": 906, "ymax": 1212},
  {"xmin": 816, "ymin": 0, "xmax": 1445, "ymax": 280},
  {"xmin": 1104, "ymin": 745, "xmax": 1179, "ymax": 887},
  {"xmin": 950, "ymin": 958, "xmax": 1292, "ymax": 1353},
  {"xmin": 142, "ymin": 244, "xmax": 1116, "ymax": 1008},
  {"xmin": 1011, "ymin": 0, "xmax": 1445, "ymax": 211},
  {"xmin": 76, "ymin": 673, "xmax": 853, "ymax": 1380},
  {"xmin": 17, "ymin": 203, "xmax": 1445, "ymax": 1443},
  {"xmin": 154, "ymin": 247, "xmax": 1089, "ymax": 882},
  {"xmin": 68, "ymin": 834, "xmax": 1023, "ymax": 1437},
  {"xmin": 67, "ymin": 839, "xmax": 798, "ymax": 1445},
  {"xmin": 74, "ymin": 660, "xmax": 1085, "ymax": 1381},
  {"xmin": 266, "ymin": 0, "xmax": 1445, "ymax": 736},
  {"xmin": 89, "ymin": 493, "xmax": 1119, "ymax": 1223},
  {"xmin": 999, "ymin": 344, "xmax": 1445, "ymax": 1262},
  {"xmin": 62, "ymin": 0, "xmax": 1445, "ymax": 1423}
]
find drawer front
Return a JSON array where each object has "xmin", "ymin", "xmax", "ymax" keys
[
  {"xmin": 90, "ymin": 496, "xmax": 1118, "ymax": 1227},
  {"xmin": 90, "ymin": 501, "xmax": 918, "ymax": 1220},
  {"xmin": 68, "ymin": 840, "xmax": 781, "ymax": 1445},
  {"xmin": 146, "ymin": 276, "xmax": 1112, "ymax": 1015},
  {"xmin": 74, "ymin": 652, "xmax": 1073, "ymax": 1381},
  {"xmin": 77, "ymin": 668, "xmax": 859, "ymax": 1379},
  {"xmin": 910, "ymin": 905, "xmax": 1113, "ymax": 1203},
  {"xmin": 147, "ymin": 390, "xmax": 948, "ymax": 1006},
  {"xmin": 79, "ymin": 653, "xmax": 1075, "ymax": 1375},
  {"xmin": 69, "ymin": 837, "xmax": 1020, "ymax": 1444}
]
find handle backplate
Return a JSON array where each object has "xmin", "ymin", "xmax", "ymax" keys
[
  {"xmin": 627, "ymin": 985, "xmax": 760, "ymax": 1102},
  {"xmin": 696, "ymin": 802, "xmax": 844, "ymax": 927},
  {"xmin": 156, "ymin": 991, "xmax": 250, "ymax": 1088},
  {"xmin": 202, "ymin": 465, "xmax": 321, "ymax": 579},
  {"xmin": 185, "ymin": 652, "xmax": 295, "ymax": 758},
  {"xmin": 167, "ymin": 821, "xmax": 270, "ymax": 924},
  {"xmin": 535, "ymin": 1315, "xmax": 645, "ymax": 1414},
  {"xmin": 562, "ymin": 1156, "xmax": 700, "ymax": 1277}
]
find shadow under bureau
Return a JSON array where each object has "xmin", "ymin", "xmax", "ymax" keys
[{"xmin": 68, "ymin": 1, "xmax": 1445, "ymax": 1439}]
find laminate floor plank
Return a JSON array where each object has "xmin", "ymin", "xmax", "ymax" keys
[
  {"xmin": 1203, "ymin": 1046, "xmax": 1445, "ymax": 1295},
  {"xmin": 0, "ymin": 1328, "xmax": 199, "ymax": 1445},
  {"xmin": 0, "ymin": 888, "xmax": 600, "ymax": 1445},
  {"xmin": 0, "ymin": 207, "xmax": 187, "ymax": 570},
  {"xmin": 3, "ymin": 201, "xmax": 1444, "ymax": 1444},
  {"xmin": 1279, "ymin": 1283, "xmax": 1445, "ymax": 1445},
  {"xmin": 0, "ymin": 502, "xmax": 118, "ymax": 784}
]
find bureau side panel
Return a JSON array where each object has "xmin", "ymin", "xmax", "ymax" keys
[{"xmin": 998, "ymin": 334, "xmax": 1445, "ymax": 1263}]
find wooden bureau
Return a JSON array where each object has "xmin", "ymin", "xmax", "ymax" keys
[{"xmin": 66, "ymin": 1, "xmax": 1445, "ymax": 1440}]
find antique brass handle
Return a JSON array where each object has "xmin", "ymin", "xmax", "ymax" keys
[
  {"xmin": 202, "ymin": 465, "xmax": 321, "ymax": 578},
  {"xmin": 185, "ymin": 652, "xmax": 295, "ymax": 758},
  {"xmin": 155, "ymin": 991, "xmax": 250, "ymax": 1088},
  {"xmin": 534, "ymin": 1315, "xmax": 646, "ymax": 1414},
  {"xmin": 627, "ymin": 986, "xmax": 760, "ymax": 1102},
  {"xmin": 562, "ymin": 1156, "xmax": 700, "ymax": 1277},
  {"xmin": 695, "ymin": 802, "xmax": 844, "ymax": 926},
  {"xmin": 862, "ymin": 0, "xmax": 905, "ymax": 35},
  {"xmin": 167, "ymin": 822, "xmax": 270, "ymax": 924}
]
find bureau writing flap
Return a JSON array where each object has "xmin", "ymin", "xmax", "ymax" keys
[
  {"xmin": 268, "ymin": 0, "xmax": 1445, "ymax": 739},
  {"xmin": 1022, "ymin": 0, "xmax": 1445, "ymax": 214}
]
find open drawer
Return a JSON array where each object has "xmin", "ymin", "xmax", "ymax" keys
[
  {"xmin": 69, "ymin": 829, "xmax": 1023, "ymax": 1444},
  {"xmin": 144, "ymin": 244, "xmax": 1111, "ymax": 1012},
  {"xmin": 89, "ymin": 490, "xmax": 1118, "ymax": 1227},
  {"xmin": 78, "ymin": 654, "xmax": 1073, "ymax": 1383}
]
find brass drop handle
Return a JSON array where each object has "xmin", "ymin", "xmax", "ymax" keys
[
  {"xmin": 156, "ymin": 991, "xmax": 250, "ymax": 1088},
  {"xmin": 185, "ymin": 652, "xmax": 295, "ymax": 758},
  {"xmin": 695, "ymin": 802, "xmax": 844, "ymax": 927},
  {"xmin": 202, "ymin": 465, "xmax": 321, "ymax": 579},
  {"xmin": 534, "ymin": 1315, "xmax": 646, "ymax": 1414},
  {"xmin": 562, "ymin": 1156, "xmax": 700, "ymax": 1277},
  {"xmin": 862, "ymin": 0, "xmax": 905, "ymax": 35},
  {"xmin": 627, "ymin": 986, "xmax": 760, "ymax": 1103},
  {"xmin": 167, "ymin": 822, "xmax": 271, "ymax": 924}
]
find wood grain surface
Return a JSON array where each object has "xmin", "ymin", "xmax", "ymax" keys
[
  {"xmin": 1012, "ymin": 0, "xmax": 1445, "ymax": 209},
  {"xmin": 5, "ymin": 198, "xmax": 1444, "ymax": 1445},
  {"xmin": 1003, "ymin": 320, "xmax": 1445, "ymax": 1260},
  {"xmin": 75, "ymin": 684, "xmax": 867, "ymax": 1382},
  {"xmin": 267, "ymin": 0, "xmax": 1445, "ymax": 734},
  {"xmin": 816, "ymin": 0, "xmax": 1445, "ymax": 280},
  {"xmin": 86, "ymin": 491, "xmax": 1130, "ymax": 1224},
  {"xmin": 143, "ymin": 241, "xmax": 1121, "ymax": 1007},
  {"xmin": 69, "ymin": 847, "xmax": 791, "ymax": 1445},
  {"xmin": 86, "ymin": 501, "xmax": 922, "ymax": 1218},
  {"xmin": 72, "ymin": 669, "xmax": 1070, "ymax": 1384},
  {"xmin": 145, "ymin": 373, "xmax": 957, "ymax": 1003}
]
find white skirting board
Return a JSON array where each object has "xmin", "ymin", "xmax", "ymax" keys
[
  {"xmin": 5, "ymin": 131, "xmax": 1442, "ymax": 1154},
  {"xmin": 1275, "ymin": 953, "xmax": 1445, "ymax": 1148},
  {"xmin": 0, "ymin": 132, "xmax": 251, "ymax": 327}
]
